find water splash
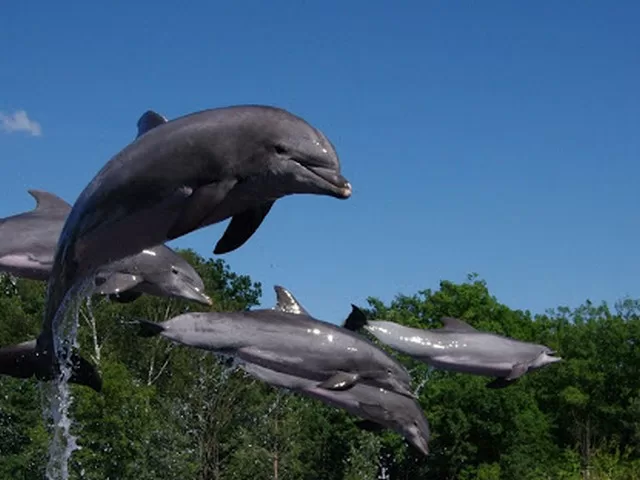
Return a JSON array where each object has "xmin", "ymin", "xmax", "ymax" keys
[{"xmin": 43, "ymin": 277, "xmax": 95, "ymax": 480}]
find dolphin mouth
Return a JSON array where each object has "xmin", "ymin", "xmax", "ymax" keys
[
  {"xmin": 411, "ymin": 435, "xmax": 430, "ymax": 456},
  {"xmin": 175, "ymin": 281, "xmax": 212, "ymax": 306},
  {"xmin": 186, "ymin": 287, "xmax": 212, "ymax": 306},
  {"xmin": 300, "ymin": 164, "xmax": 352, "ymax": 199}
]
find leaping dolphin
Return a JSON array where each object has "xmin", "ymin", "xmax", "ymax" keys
[
  {"xmin": 136, "ymin": 286, "xmax": 415, "ymax": 399},
  {"xmin": 241, "ymin": 363, "xmax": 430, "ymax": 456},
  {"xmin": 342, "ymin": 305, "xmax": 562, "ymax": 388},
  {"xmin": 0, "ymin": 189, "xmax": 211, "ymax": 305},
  {"xmin": 237, "ymin": 285, "xmax": 430, "ymax": 456},
  {"xmin": 22, "ymin": 104, "xmax": 351, "ymax": 391}
]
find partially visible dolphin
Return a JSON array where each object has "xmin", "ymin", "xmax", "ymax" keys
[
  {"xmin": 27, "ymin": 104, "xmax": 351, "ymax": 391},
  {"xmin": 136, "ymin": 287, "xmax": 415, "ymax": 399},
  {"xmin": 0, "ymin": 190, "xmax": 68, "ymax": 281},
  {"xmin": 241, "ymin": 363, "xmax": 430, "ymax": 456},
  {"xmin": 0, "ymin": 190, "xmax": 211, "ymax": 305},
  {"xmin": 93, "ymin": 246, "xmax": 211, "ymax": 306},
  {"xmin": 343, "ymin": 306, "xmax": 562, "ymax": 388}
]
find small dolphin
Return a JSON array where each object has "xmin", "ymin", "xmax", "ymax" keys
[
  {"xmin": 343, "ymin": 307, "xmax": 562, "ymax": 388},
  {"xmin": 241, "ymin": 363, "xmax": 430, "ymax": 456},
  {"xmin": 0, "ymin": 190, "xmax": 211, "ymax": 305},
  {"xmin": 136, "ymin": 286, "xmax": 415, "ymax": 399},
  {"xmin": 93, "ymin": 246, "xmax": 211, "ymax": 306}
]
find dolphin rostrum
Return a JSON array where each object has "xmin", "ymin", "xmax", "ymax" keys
[
  {"xmin": 28, "ymin": 104, "xmax": 351, "ymax": 391},
  {"xmin": 0, "ymin": 189, "xmax": 211, "ymax": 306},
  {"xmin": 136, "ymin": 287, "xmax": 415, "ymax": 399},
  {"xmin": 343, "ymin": 306, "xmax": 562, "ymax": 388}
]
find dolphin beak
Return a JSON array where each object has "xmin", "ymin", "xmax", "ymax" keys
[
  {"xmin": 179, "ymin": 285, "xmax": 213, "ymax": 306},
  {"xmin": 304, "ymin": 165, "xmax": 352, "ymax": 199},
  {"xmin": 407, "ymin": 429, "xmax": 430, "ymax": 456}
]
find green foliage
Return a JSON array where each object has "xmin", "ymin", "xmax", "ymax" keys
[{"xmin": 0, "ymin": 259, "xmax": 638, "ymax": 479}]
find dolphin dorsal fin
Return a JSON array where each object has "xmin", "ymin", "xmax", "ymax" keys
[
  {"xmin": 440, "ymin": 317, "xmax": 478, "ymax": 332},
  {"xmin": 273, "ymin": 285, "xmax": 310, "ymax": 316},
  {"xmin": 136, "ymin": 110, "xmax": 168, "ymax": 138},
  {"xmin": 342, "ymin": 305, "xmax": 368, "ymax": 331},
  {"xmin": 27, "ymin": 190, "xmax": 71, "ymax": 213}
]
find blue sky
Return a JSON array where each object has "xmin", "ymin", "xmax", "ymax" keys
[{"xmin": 1, "ymin": 2, "xmax": 638, "ymax": 324}]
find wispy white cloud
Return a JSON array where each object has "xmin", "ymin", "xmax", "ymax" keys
[{"xmin": 0, "ymin": 110, "xmax": 42, "ymax": 136}]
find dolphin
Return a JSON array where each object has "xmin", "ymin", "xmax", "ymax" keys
[
  {"xmin": 136, "ymin": 287, "xmax": 415, "ymax": 399},
  {"xmin": 0, "ymin": 190, "xmax": 211, "ymax": 305},
  {"xmin": 0, "ymin": 340, "xmax": 102, "ymax": 392},
  {"xmin": 24, "ymin": 104, "xmax": 350, "ymax": 391},
  {"xmin": 93, "ymin": 246, "xmax": 211, "ymax": 306},
  {"xmin": 241, "ymin": 363, "xmax": 430, "ymax": 456},
  {"xmin": 0, "ymin": 190, "xmax": 68, "ymax": 281},
  {"xmin": 342, "ymin": 306, "xmax": 562, "ymax": 388},
  {"xmin": 237, "ymin": 285, "xmax": 431, "ymax": 455}
]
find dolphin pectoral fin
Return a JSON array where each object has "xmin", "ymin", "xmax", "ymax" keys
[
  {"xmin": 108, "ymin": 291, "xmax": 143, "ymax": 304},
  {"xmin": 318, "ymin": 371, "xmax": 359, "ymax": 391},
  {"xmin": 486, "ymin": 377, "xmax": 518, "ymax": 389},
  {"xmin": 167, "ymin": 179, "xmax": 238, "ymax": 241},
  {"xmin": 136, "ymin": 110, "xmax": 168, "ymax": 137},
  {"xmin": 486, "ymin": 363, "xmax": 527, "ymax": 389},
  {"xmin": 354, "ymin": 420, "xmax": 385, "ymax": 433},
  {"xmin": 342, "ymin": 305, "xmax": 368, "ymax": 331},
  {"xmin": 213, "ymin": 201, "xmax": 275, "ymax": 255},
  {"xmin": 505, "ymin": 362, "xmax": 528, "ymax": 380}
]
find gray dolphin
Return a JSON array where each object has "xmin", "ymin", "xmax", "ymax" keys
[
  {"xmin": 0, "ymin": 190, "xmax": 211, "ymax": 305},
  {"xmin": 26, "ymin": 104, "xmax": 350, "ymax": 391},
  {"xmin": 241, "ymin": 363, "xmax": 430, "ymax": 456},
  {"xmin": 136, "ymin": 287, "xmax": 415, "ymax": 399},
  {"xmin": 343, "ymin": 307, "xmax": 562, "ymax": 388},
  {"xmin": 0, "ymin": 190, "xmax": 68, "ymax": 281},
  {"xmin": 236, "ymin": 285, "xmax": 431, "ymax": 455},
  {"xmin": 93, "ymin": 246, "xmax": 211, "ymax": 306}
]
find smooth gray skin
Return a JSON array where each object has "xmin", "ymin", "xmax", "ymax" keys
[
  {"xmin": 29, "ymin": 104, "xmax": 350, "ymax": 389},
  {"xmin": 343, "ymin": 310, "xmax": 562, "ymax": 388},
  {"xmin": 237, "ymin": 285, "xmax": 430, "ymax": 456},
  {"xmin": 241, "ymin": 363, "xmax": 430, "ymax": 456},
  {"xmin": 137, "ymin": 287, "xmax": 415, "ymax": 399},
  {"xmin": 0, "ymin": 190, "xmax": 211, "ymax": 306}
]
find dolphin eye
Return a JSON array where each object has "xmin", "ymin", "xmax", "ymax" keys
[
  {"xmin": 273, "ymin": 144, "xmax": 288, "ymax": 155},
  {"xmin": 171, "ymin": 267, "xmax": 179, "ymax": 275}
]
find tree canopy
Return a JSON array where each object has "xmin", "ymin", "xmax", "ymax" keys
[{"xmin": 0, "ymin": 257, "xmax": 637, "ymax": 479}]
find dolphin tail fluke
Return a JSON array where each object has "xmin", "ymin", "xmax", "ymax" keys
[
  {"xmin": 0, "ymin": 340, "xmax": 40, "ymax": 380},
  {"xmin": 342, "ymin": 305, "xmax": 369, "ymax": 331},
  {"xmin": 136, "ymin": 319, "xmax": 165, "ymax": 338},
  {"xmin": 69, "ymin": 352, "xmax": 103, "ymax": 392},
  {"xmin": 0, "ymin": 340, "xmax": 102, "ymax": 392}
]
